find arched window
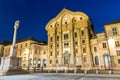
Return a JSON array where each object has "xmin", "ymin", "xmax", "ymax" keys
[
  {"xmin": 38, "ymin": 58, "xmax": 41, "ymax": 68},
  {"xmin": 95, "ymin": 56, "xmax": 99, "ymax": 65},
  {"xmin": 43, "ymin": 59, "xmax": 46, "ymax": 67}
]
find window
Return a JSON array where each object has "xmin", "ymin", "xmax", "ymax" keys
[
  {"xmin": 64, "ymin": 42, "xmax": 69, "ymax": 47},
  {"xmin": 56, "ymin": 51, "xmax": 59, "ymax": 56},
  {"xmin": 112, "ymin": 28, "xmax": 117, "ymax": 35},
  {"xmin": 23, "ymin": 64, "xmax": 25, "ymax": 67},
  {"xmin": 74, "ymin": 32, "xmax": 77, "ymax": 38},
  {"xmin": 95, "ymin": 56, "xmax": 99, "ymax": 65},
  {"xmin": 80, "ymin": 17, "xmax": 83, "ymax": 20},
  {"xmin": 82, "ymin": 40, "xmax": 85, "ymax": 44},
  {"xmin": 56, "ymin": 59, "xmax": 58, "ymax": 64},
  {"xmin": 75, "ymin": 49, "xmax": 78, "ymax": 54},
  {"xmin": 116, "ymin": 50, "xmax": 120, "ymax": 56},
  {"xmin": 81, "ymin": 30, "xmax": 84, "ymax": 36},
  {"xmin": 115, "ymin": 41, "xmax": 120, "ymax": 47},
  {"xmin": 20, "ymin": 44, "xmax": 22, "ymax": 48},
  {"xmin": 102, "ymin": 43, "xmax": 106, "ymax": 48},
  {"xmin": 83, "ymin": 48, "xmax": 86, "ymax": 53},
  {"xmin": 50, "ymin": 45, "xmax": 52, "ymax": 49},
  {"xmin": 50, "ymin": 52, "xmax": 52, "ymax": 56},
  {"xmin": 94, "ymin": 47, "xmax": 97, "ymax": 52},
  {"xmin": 50, "ymin": 60, "xmax": 52, "ymax": 64},
  {"xmin": 75, "ymin": 41, "xmax": 78, "ymax": 46},
  {"xmin": 56, "ymin": 35, "xmax": 59, "ymax": 41},
  {"xmin": 57, "ymin": 44, "xmax": 59, "ymax": 48},
  {"xmin": 65, "ymin": 22, "xmax": 67, "ymax": 24},
  {"xmin": 50, "ymin": 37, "xmax": 53, "ymax": 42},
  {"xmin": 118, "ymin": 59, "xmax": 120, "ymax": 64},
  {"xmin": 43, "ymin": 51, "xmax": 46, "ymax": 54},
  {"xmin": 25, "ymin": 43, "xmax": 27, "ymax": 47},
  {"xmin": 83, "ymin": 57, "xmax": 86, "ymax": 62},
  {"xmin": 64, "ymin": 34, "xmax": 69, "ymax": 40}
]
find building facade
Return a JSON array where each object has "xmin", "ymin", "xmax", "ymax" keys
[
  {"xmin": 2, "ymin": 38, "xmax": 48, "ymax": 70},
  {"xmin": 0, "ymin": 9, "xmax": 120, "ymax": 71},
  {"xmin": 45, "ymin": 9, "xmax": 95, "ymax": 70}
]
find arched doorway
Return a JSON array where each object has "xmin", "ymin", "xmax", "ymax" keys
[
  {"xmin": 103, "ymin": 54, "xmax": 111, "ymax": 69},
  {"xmin": 95, "ymin": 56, "xmax": 99, "ymax": 65},
  {"xmin": 42, "ymin": 59, "xmax": 46, "ymax": 67},
  {"xmin": 38, "ymin": 58, "xmax": 41, "ymax": 68}
]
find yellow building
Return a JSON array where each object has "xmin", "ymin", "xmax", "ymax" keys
[
  {"xmin": 105, "ymin": 21, "xmax": 120, "ymax": 69},
  {"xmin": 90, "ymin": 20, "xmax": 120, "ymax": 70},
  {"xmin": 90, "ymin": 32, "xmax": 110, "ymax": 69},
  {"xmin": 45, "ymin": 9, "xmax": 95, "ymax": 70},
  {"xmin": 3, "ymin": 37, "xmax": 48, "ymax": 70}
]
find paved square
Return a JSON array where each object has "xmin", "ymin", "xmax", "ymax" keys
[{"xmin": 0, "ymin": 73, "xmax": 120, "ymax": 80}]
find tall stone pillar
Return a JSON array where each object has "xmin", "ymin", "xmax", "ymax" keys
[
  {"xmin": 85, "ymin": 26, "xmax": 93, "ymax": 68},
  {"xmin": 77, "ymin": 28, "xmax": 82, "ymax": 66},
  {"xmin": 70, "ymin": 29, "xmax": 75, "ymax": 66},
  {"xmin": 0, "ymin": 20, "xmax": 24, "ymax": 76},
  {"xmin": 10, "ymin": 20, "xmax": 19, "ymax": 57}
]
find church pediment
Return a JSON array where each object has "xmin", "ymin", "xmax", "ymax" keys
[{"xmin": 45, "ymin": 8, "xmax": 89, "ymax": 31}]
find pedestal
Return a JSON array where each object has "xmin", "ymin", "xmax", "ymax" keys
[{"xmin": 0, "ymin": 56, "xmax": 22, "ymax": 76}]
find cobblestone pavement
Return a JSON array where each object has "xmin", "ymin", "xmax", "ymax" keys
[{"xmin": 0, "ymin": 73, "xmax": 120, "ymax": 80}]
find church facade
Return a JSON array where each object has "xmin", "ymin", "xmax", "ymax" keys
[
  {"xmin": 45, "ymin": 9, "xmax": 96, "ymax": 70},
  {"xmin": 45, "ymin": 9, "xmax": 120, "ymax": 70}
]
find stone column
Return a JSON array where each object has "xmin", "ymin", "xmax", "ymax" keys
[
  {"xmin": 70, "ymin": 28, "xmax": 75, "ymax": 65},
  {"xmin": 85, "ymin": 26, "xmax": 93, "ymax": 68},
  {"xmin": 9, "ymin": 20, "xmax": 19, "ymax": 57},
  {"xmin": 78, "ymin": 28, "xmax": 82, "ymax": 66}
]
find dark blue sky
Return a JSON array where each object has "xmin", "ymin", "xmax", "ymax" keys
[{"xmin": 0, "ymin": 0, "xmax": 120, "ymax": 42}]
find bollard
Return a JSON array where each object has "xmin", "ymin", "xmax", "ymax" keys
[
  {"xmin": 109, "ymin": 70, "xmax": 112, "ymax": 74},
  {"xmin": 96, "ymin": 70, "xmax": 99, "ymax": 74},
  {"xmin": 65, "ymin": 70, "xmax": 67, "ymax": 73},
  {"xmin": 84, "ymin": 70, "xmax": 87, "ymax": 74},
  {"xmin": 74, "ymin": 69, "xmax": 76, "ymax": 74},
  {"xmin": 56, "ymin": 70, "xmax": 58, "ymax": 73}
]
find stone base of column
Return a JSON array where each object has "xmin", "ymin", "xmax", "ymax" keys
[{"xmin": 0, "ymin": 56, "xmax": 29, "ymax": 76}]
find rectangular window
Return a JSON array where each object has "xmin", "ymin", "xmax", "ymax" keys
[
  {"xmin": 118, "ymin": 59, "xmax": 120, "ymax": 64},
  {"xmin": 50, "ymin": 45, "xmax": 52, "ymax": 49},
  {"xmin": 83, "ymin": 57, "xmax": 86, "ymax": 62},
  {"xmin": 75, "ymin": 49, "xmax": 78, "ymax": 54},
  {"xmin": 50, "ymin": 52, "xmax": 52, "ymax": 56},
  {"xmin": 64, "ymin": 42, "xmax": 69, "ymax": 47},
  {"xmin": 56, "ymin": 59, "xmax": 58, "ymax": 64},
  {"xmin": 116, "ymin": 50, "xmax": 120, "ymax": 56},
  {"xmin": 43, "ymin": 51, "xmax": 46, "ymax": 54},
  {"xmin": 82, "ymin": 40, "xmax": 85, "ymax": 44},
  {"xmin": 25, "ymin": 43, "xmax": 27, "ymax": 47},
  {"xmin": 83, "ymin": 48, "xmax": 86, "ymax": 53},
  {"xmin": 64, "ymin": 34, "xmax": 69, "ymax": 40},
  {"xmin": 75, "ymin": 41, "xmax": 78, "ymax": 46},
  {"xmin": 112, "ymin": 28, "xmax": 117, "ymax": 35},
  {"xmin": 94, "ymin": 47, "xmax": 97, "ymax": 52},
  {"xmin": 56, "ymin": 35, "xmax": 59, "ymax": 41},
  {"xmin": 50, "ymin": 60, "xmax": 52, "ymax": 64},
  {"xmin": 57, "ymin": 51, "xmax": 59, "ymax": 56},
  {"xmin": 50, "ymin": 37, "xmax": 53, "ymax": 42},
  {"xmin": 81, "ymin": 30, "xmax": 84, "ymax": 36},
  {"xmin": 102, "ymin": 43, "xmax": 106, "ymax": 48},
  {"xmin": 57, "ymin": 44, "xmax": 59, "ymax": 48},
  {"xmin": 115, "ymin": 41, "xmax": 120, "ymax": 47},
  {"xmin": 74, "ymin": 32, "xmax": 77, "ymax": 38}
]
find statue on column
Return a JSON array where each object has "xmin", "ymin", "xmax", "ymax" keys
[{"xmin": 0, "ymin": 20, "xmax": 26, "ymax": 76}]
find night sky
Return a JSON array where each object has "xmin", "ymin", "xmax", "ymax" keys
[{"xmin": 0, "ymin": 0, "xmax": 120, "ymax": 42}]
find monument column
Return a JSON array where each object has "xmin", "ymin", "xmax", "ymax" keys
[
  {"xmin": 0, "ymin": 20, "xmax": 23, "ymax": 76},
  {"xmin": 10, "ymin": 20, "xmax": 19, "ymax": 57}
]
